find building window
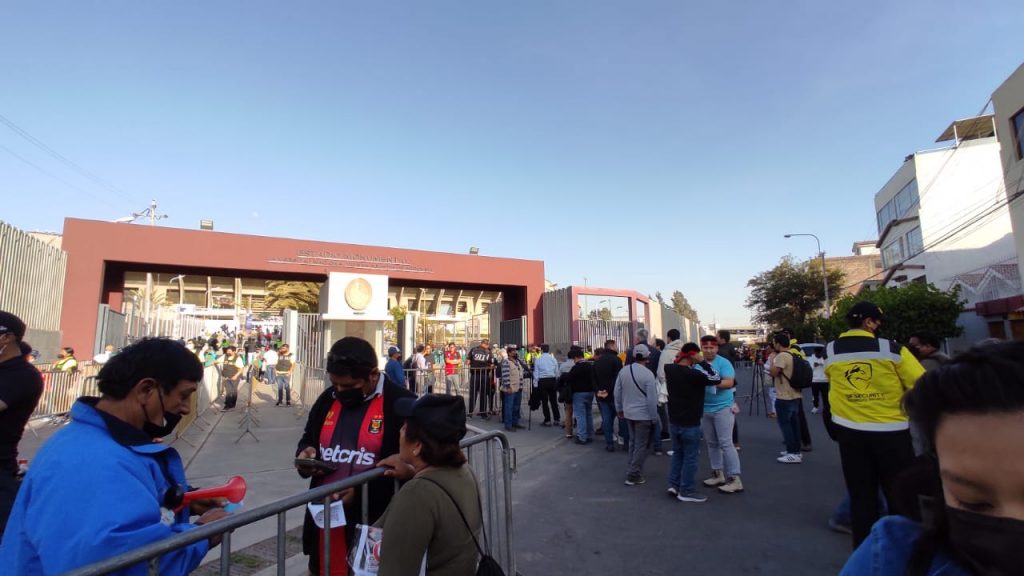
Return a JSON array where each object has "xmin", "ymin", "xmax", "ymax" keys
[
  {"xmin": 877, "ymin": 179, "xmax": 919, "ymax": 233},
  {"xmin": 906, "ymin": 226, "xmax": 923, "ymax": 257},
  {"xmin": 457, "ymin": 301, "xmax": 468, "ymax": 313},
  {"xmin": 1013, "ymin": 108, "xmax": 1024, "ymax": 160},
  {"xmin": 882, "ymin": 237, "xmax": 905, "ymax": 269}
]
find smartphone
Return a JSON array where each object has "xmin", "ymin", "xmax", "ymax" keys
[{"xmin": 294, "ymin": 458, "xmax": 337, "ymax": 472}]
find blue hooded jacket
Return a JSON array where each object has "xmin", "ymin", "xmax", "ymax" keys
[
  {"xmin": 0, "ymin": 398, "xmax": 209, "ymax": 575},
  {"xmin": 840, "ymin": 516, "xmax": 969, "ymax": 576}
]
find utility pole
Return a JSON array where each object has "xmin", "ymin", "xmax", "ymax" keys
[
  {"xmin": 784, "ymin": 233, "xmax": 831, "ymax": 319},
  {"xmin": 118, "ymin": 200, "xmax": 169, "ymax": 333}
]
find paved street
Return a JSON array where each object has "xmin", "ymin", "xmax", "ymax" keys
[{"xmin": 19, "ymin": 365, "xmax": 852, "ymax": 574}]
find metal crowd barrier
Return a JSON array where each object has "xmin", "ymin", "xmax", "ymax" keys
[
  {"xmin": 29, "ymin": 363, "xmax": 101, "ymax": 426},
  {"xmin": 64, "ymin": 429, "xmax": 517, "ymax": 576}
]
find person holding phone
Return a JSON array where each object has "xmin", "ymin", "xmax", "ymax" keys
[{"xmin": 294, "ymin": 337, "xmax": 414, "ymax": 576}]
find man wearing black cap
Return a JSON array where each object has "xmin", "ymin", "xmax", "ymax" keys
[
  {"xmin": 825, "ymin": 301, "xmax": 925, "ymax": 548},
  {"xmin": 0, "ymin": 311, "xmax": 44, "ymax": 537},
  {"xmin": 294, "ymin": 336, "xmax": 414, "ymax": 575},
  {"xmin": 384, "ymin": 346, "xmax": 406, "ymax": 389}
]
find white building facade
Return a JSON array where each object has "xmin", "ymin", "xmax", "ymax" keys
[
  {"xmin": 873, "ymin": 115, "xmax": 1017, "ymax": 352},
  {"xmin": 874, "ymin": 115, "xmax": 1016, "ymax": 290}
]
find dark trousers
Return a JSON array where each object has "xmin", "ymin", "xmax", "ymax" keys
[
  {"xmin": 468, "ymin": 370, "xmax": 490, "ymax": 415},
  {"xmin": 224, "ymin": 378, "xmax": 239, "ymax": 409},
  {"xmin": 537, "ymin": 377, "xmax": 560, "ymax": 422},
  {"xmin": 811, "ymin": 381, "xmax": 826, "ymax": 408},
  {"xmin": 836, "ymin": 427, "xmax": 915, "ymax": 548},
  {"xmin": 0, "ymin": 467, "xmax": 18, "ymax": 538},
  {"xmin": 798, "ymin": 399, "xmax": 812, "ymax": 447}
]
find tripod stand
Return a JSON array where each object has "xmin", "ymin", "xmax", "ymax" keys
[
  {"xmin": 236, "ymin": 368, "xmax": 260, "ymax": 443},
  {"xmin": 747, "ymin": 362, "xmax": 769, "ymax": 416}
]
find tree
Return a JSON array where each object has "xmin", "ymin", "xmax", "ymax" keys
[
  {"xmin": 587, "ymin": 307, "xmax": 614, "ymax": 321},
  {"xmin": 746, "ymin": 256, "xmax": 846, "ymax": 333},
  {"xmin": 670, "ymin": 290, "xmax": 700, "ymax": 322},
  {"xmin": 264, "ymin": 281, "xmax": 322, "ymax": 313},
  {"xmin": 824, "ymin": 283, "xmax": 965, "ymax": 343}
]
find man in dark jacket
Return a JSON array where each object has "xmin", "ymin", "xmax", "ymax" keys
[
  {"xmin": 664, "ymin": 342, "xmax": 712, "ymax": 503},
  {"xmin": 565, "ymin": 347, "xmax": 597, "ymax": 444},
  {"xmin": 594, "ymin": 339, "xmax": 624, "ymax": 451},
  {"xmin": 0, "ymin": 311, "xmax": 43, "ymax": 537},
  {"xmin": 295, "ymin": 337, "xmax": 414, "ymax": 575}
]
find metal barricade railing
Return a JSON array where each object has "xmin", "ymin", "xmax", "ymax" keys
[
  {"xmin": 293, "ymin": 363, "xmax": 329, "ymax": 415},
  {"xmin": 30, "ymin": 363, "xmax": 102, "ymax": 425},
  {"xmin": 63, "ymin": 429, "xmax": 517, "ymax": 576}
]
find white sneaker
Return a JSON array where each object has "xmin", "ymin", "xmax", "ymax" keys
[
  {"xmin": 777, "ymin": 453, "xmax": 803, "ymax": 464},
  {"xmin": 666, "ymin": 450, "xmax": 675, "ymax": 456},
  {"xmin": 811, "ymin": 407, "xmax": 820, "ymax": 414}
]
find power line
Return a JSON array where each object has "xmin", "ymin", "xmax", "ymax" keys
[
  {"xmin": 0, "ymin": 142, "xmax": 119, "ymax": 208},
  {"xmin": 0, "ymin": 112, "xmax": 137, "ymax": 203}
]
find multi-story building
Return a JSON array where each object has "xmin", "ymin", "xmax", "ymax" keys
[
  {"xmin": 822, "ymin": 241, "xmax": 884, "ymax": 297},
  {"xmin": 973, "ymin": 63, "xmax": 1024, "ymax": 341},
  {"xmin": 873, "ymin": 114, "xmax": 1016, "ymax": 291},
  {"xmin": 872, "ymin": 114, "xmax": 1018, "ymax": 352}
]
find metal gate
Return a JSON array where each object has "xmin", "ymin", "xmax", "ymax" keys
[
  {"xmin": 94, "ymin": 304, "xmax": 128, "ymax": 355},
  {"xmin": 294, "ymin": 312, "xmax": 325, "ymax": 369},
  {"xmin": 499, "ymin": 316, "xmax": 527, "ymax": 348},
  {"xmin": 574, "ymin": 319, "xmax": 637, "ymax": 352}
]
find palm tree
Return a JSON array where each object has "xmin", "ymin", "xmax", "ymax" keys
[{"xmin": 265, "ymin": 281, "xmax": 322, "ymax": 313}]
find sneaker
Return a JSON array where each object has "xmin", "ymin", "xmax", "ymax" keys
[
  {"xmin": 666, "ymin": 450, "xmax": 675, "ymax": 456},
  {"xmin": 624, "ymin": 475, "xmax": 646, "ymax": 486},
  {"xmin": 811, "ymin": 407, "xmax": 820, "ymax": 414},
  {"xmin": 666, "ymin": 487, "xmax": 679, "ymax": 497},
  {"xmin": 653, "ymin": 450, "xmax": 664, "ymax": 456},
  {"xmin": 703, "ymin": 470, "xmax": 726, "ymax": 487},
  {"xmin": 541, "ymin": 420, "xmax": 552, "ymax": 427},
  {"xmin": 734, "ymin": 445, "xmax": 742, "ymax": 451},
  {"xmin": 678, "ymin": 491, "xmax": 709, "ymax": 503},
  {"xmin": 777, "ymin": 453, "xmax": 803, "ymax": 464},
  {"xmin": 718, "ymin": 476, "xmax": 744, "ymax": 494},
  {"xmin": 828, "ymin": 518, "xmax": 853, "ymax": 534}
]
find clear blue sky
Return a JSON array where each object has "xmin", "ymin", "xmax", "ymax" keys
[{"xmin": 2, "ymin": 1, "xmax": 1021, "ymax": 325}]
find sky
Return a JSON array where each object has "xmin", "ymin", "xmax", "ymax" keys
[{"xmin": 2, "ymin": 1, "xmax": 1022, "ymax": 325}]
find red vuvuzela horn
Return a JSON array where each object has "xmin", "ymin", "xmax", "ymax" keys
[{"xmin": 178, "ymin": 476, "xmax": 247, "ymax": 512}]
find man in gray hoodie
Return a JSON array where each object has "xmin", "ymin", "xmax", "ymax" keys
[{"xmin": 614, "ymin": 344, "xmax": 659, "ymax": 486}]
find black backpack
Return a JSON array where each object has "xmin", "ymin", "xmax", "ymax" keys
[{"xmin": 783, "ymin": 351, "xmax": 814, "ymax": 390}]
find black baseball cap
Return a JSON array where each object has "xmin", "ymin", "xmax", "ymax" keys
[
  {"xmin": 0, "ymin": 311, "xmax": 26, "ymax": 340},
  {"xmin": 395, "ymin": 394, "xmax": 467, "ymax": 442},
  {"xmin": 846, "ymin": 301, "xmax": 885, "ymax": 322}
]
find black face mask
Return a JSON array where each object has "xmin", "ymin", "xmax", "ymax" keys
[
  {"xmin": 946, "ymin": 506, "xmax": 1024, "ymax": 575},
  {"xmin": 144, "ymin": 412, "xmax": 183, "ymax": 439},
  {"xmin": 335, "ymin": 387, "xmax": 365, "ymax": 408}
]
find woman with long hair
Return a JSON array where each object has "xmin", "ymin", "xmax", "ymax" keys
[{"xmin": 841, "ymin": 340, "xmax": 1024, "ymax": 575}]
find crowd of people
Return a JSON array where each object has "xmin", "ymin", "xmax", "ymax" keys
[{"xmin": 1, "ymin": 301, "xmax": 1023, "ymax": 575}]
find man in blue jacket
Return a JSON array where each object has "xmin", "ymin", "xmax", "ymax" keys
[{"xmin": 0, "ymin": 338, "xmax": 230, "ymax": 575}]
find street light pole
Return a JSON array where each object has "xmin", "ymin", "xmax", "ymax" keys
[{"xmin": 784, "ymin": 233, "xmax": 831, "ymax": 319}]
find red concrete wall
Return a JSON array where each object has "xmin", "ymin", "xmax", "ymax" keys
[{"xmin": 60, "ymin": 218, "xmax": 545, "ymax": 354}]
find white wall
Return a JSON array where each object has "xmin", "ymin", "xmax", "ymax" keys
[
  {"xmin": 992, "ymin": 63, "xmax": 1024, "ymax": 289},
  {"xmin": 876, "ymin": 138, "xmax": 1016, "ymax": 290}
]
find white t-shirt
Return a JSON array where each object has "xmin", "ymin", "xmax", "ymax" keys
[
  {"xmin": 810, "ymin": 355, "xmax": 827, "ymax": 383},
  {"xmin": 263, "ymin": 350, "xmax": 279, "ymax": 366}
]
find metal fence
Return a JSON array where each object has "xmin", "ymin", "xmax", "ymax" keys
[
  {"xmin": 573, "ymin": 319, "xmax": 637, "ymax": 353},
  {"xmin": 29, "ymin": 363, "xmax": 102, "ymax": 426},
  {"xmin": 0, "ymin": 221, "xmax": 67, "ymax": 360},
  {"xmin": 64, "ymin": 429, "xmax": 517, "ymax": 576}
]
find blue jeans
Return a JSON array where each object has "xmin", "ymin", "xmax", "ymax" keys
[
  {"xmin": 572, "ymin": 392, "xmax": 595, "ymax": 441},
  {"xmin": 653, "ymin": 415, "xmax": 663, "ymax": 452},
  {"xmin": 502, "ymin": 390, "xmax": 522, "ymax": 429},
  {"xmin": 667, "ymin": 424, "xmax": 702, "ymax": 492},
  {"xmin": 598, "ymin": 400, "xmax": 617, "ymax": 447},
  {"xmin": 775, "ymin": 398, "xmax": 802, "ymax": 454}
]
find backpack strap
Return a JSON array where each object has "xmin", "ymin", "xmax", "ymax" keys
[
  {"xmin": 418, "ymin": 474, "xmax": 489, "ymax": 557},
  {"xmin": 628, "ymin": 366, "xmax": 647, "ymax": 397}
]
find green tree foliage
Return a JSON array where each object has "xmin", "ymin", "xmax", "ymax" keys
[
  {"xmin": 746, "ymin": 256, "xmax": 846, "ymax": 332},
  {"xmin": 265, "ymin": 281, "xmax": 322, "ymax": 313},
  {"xmin": 824, "ymin": 283, "xmax": 965, "ymax": 343},
  {"xmin": 670, "ymin": 290, "xmax": 700, "ymax": 322}
]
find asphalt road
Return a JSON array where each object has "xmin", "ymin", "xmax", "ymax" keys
[{"xmin": 505, "ymin": 365, "xmax": 852, "ymax": 576}]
